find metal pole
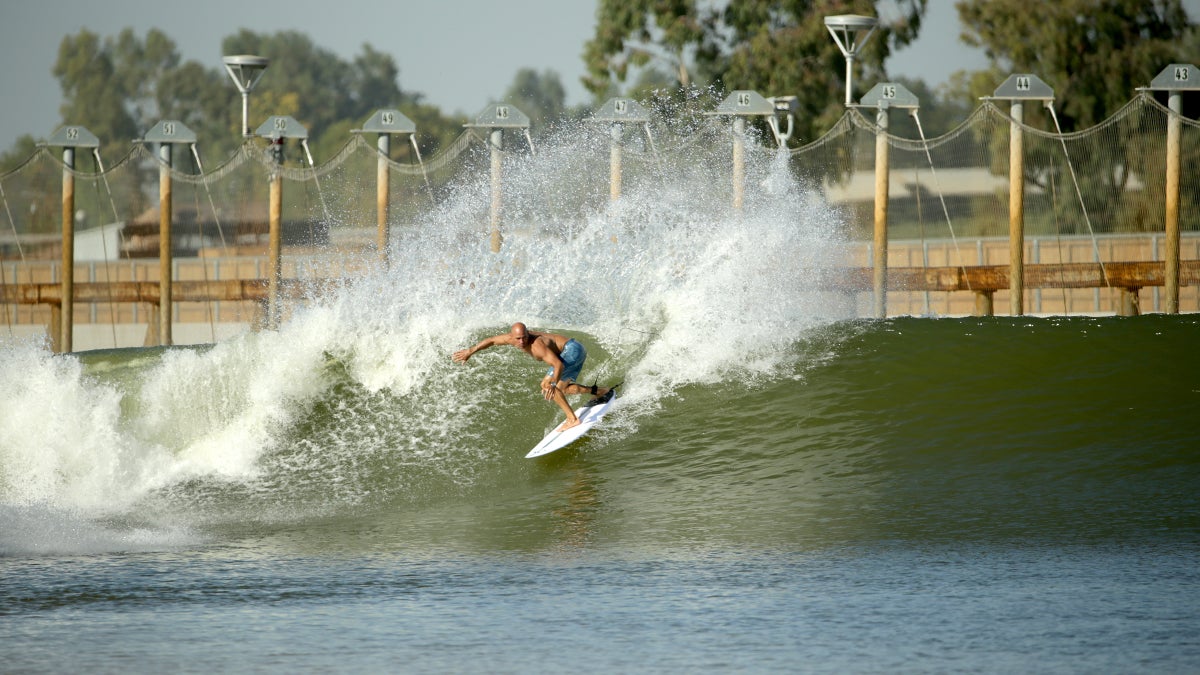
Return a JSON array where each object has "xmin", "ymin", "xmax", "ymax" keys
[
  {"xmin": 1164, "ymin": 91, "xmax": 1182, "ymax": 313},
  {"xmin": 1009, "ymin": 101, "xmax": 1025, "ymax": 316},
  {"xmin": 377, "ymin": 133, "xmax": 390, "ymax": 266},
  {"xmin": 241, "ymin": 92, "xmax": 251, "ymax": 137},
  {"xmin": 158, "ymin": 143, "xmax": 173, "ymax": 345},
  {"xmin": 609, "ymin": 123, "xmax": 622, "ymax": 201},
  {"xmin": 873, "ymin": 108, "xmax": 890, "ymax": 318},
  {"xmin": 490, "ymin": 129, "xmax": 503, "ymax": 253},
  {"xmin": 59, "ymin": 147, "xmax": 75, "ymax": 353},
  {"xmin": 733, "ymin": 117, "xmax": 746, "ymax": 211},
  {"xmin": 845, "ymin": 56, "xmax": 855, "ymax": 108}
]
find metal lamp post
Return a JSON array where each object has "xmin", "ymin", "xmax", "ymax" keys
[
  {"xmin": 825, "ymin": 14, "xmax": 878, "ymax": 108},
  {"xmin": 222, "ymin": 55, "xmax": 270, "ymax": 137}
]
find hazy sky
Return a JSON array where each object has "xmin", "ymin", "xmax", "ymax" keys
[{"xmin": 1, "ymin": 1, "xmax": 1195, "ymax": 151}]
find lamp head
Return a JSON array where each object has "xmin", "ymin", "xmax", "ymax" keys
[
  {"xmin": 824, "ymin": 14, "xmax": 878, "ymax": 59},
  {"xmin": 222, "ymin": 55, "xmax": 270, "ymax": 94}
]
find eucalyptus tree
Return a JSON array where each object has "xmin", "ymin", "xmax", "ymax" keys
[
  {"xmin": 956, "ymin": 0, "xmax": 1198, "ymax": 232},
  {"xmin": 582, "ymin": 0, "xmax": 929, "ymax": 144},
  {"xmin": 502, "ymin": 68, "xmax": 577, "ymax": 138}
]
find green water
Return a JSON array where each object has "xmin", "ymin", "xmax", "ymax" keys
[
  {"xmin": 189, "ymin": 315, "xmax": 1195, "ymax": 552},
  {"xmin": 5, "ymin": 114, "xmax": 1200, "ymax": 670},
  {"xmin": 3, "ymin": 316, "xmax": 1199, "ymax": 672}
]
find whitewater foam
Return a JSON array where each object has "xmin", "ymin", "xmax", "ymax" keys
[{"xmin": 1, "ymin": 118, "xmax": 855, "ymax": 551}]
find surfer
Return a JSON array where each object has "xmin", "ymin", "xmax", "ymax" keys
[{"xmin": 452, "ymin": 322, "xmax": 611, "ymax": 431}]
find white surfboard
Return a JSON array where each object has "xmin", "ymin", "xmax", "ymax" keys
[{"xmin": 525, "ymin": 389, "xmax": 617, "ymax": 459}]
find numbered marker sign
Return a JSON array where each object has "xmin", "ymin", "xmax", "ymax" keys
[
  {"xmin": 467, "ymin": 103, "xmax": 530, "ymax": 128},
  {"xmin": 860, "ymin": 83, "xmax": 919, "ymax": 109},
  {"xmin": 255, "ymin": 115, "xmax": 308, "ymax": 139},
  {"xmin": 48, "ymin": 125, "xmax": 100, "ymax": 148},
  {"xmin": 593, "ymin": 97, "xmax": 651, "ymax": 123},
  {"xmin": 361, "ymin": 110, "xmax": 416, "ymax": 134},
  {"xmin": 992, "ymin": 74, "xmax": 1055, "ymax": 100},
  {"xmin": 144, "ymin": 120, "xmax": 196, "ymax": 144},
  {"xmin": 1148, "ymin": 64, "xmax": 1200, "ymax": 91},
  {"xmin": 710, "ymin": 90, "xmax": 775, "ymax": 116}
]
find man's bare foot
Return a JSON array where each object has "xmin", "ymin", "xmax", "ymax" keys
[{"xmin": 557, "ymin": 417, "xmax": 582, "ymax": 432}]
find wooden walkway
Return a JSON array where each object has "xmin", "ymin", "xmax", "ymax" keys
[{"xmin": 4, "ymin": 261, "xmax": 1197, "ymax": 311}]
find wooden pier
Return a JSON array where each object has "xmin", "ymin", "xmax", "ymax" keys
[{"xmin": 3, "ymin": 260, "xmax": 1196, "ymax": 325}]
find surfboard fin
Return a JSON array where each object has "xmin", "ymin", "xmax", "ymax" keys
[{"xmin": 584, "ymin": 382, "xmax": 620, "ymax": 408}]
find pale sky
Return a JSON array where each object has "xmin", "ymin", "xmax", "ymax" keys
[{"xmin": 0, "ymin": 0, "xmax": 1195, "ymax": 151}]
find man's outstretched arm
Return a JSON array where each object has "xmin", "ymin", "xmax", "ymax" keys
[{"xmin": 452, "ymin": 334, "xmax": 506, "ymax": 363}]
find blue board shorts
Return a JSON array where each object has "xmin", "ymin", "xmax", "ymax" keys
[{"xmin": 547, "ymin": 339, "xmax": 585, "ymax": 382}]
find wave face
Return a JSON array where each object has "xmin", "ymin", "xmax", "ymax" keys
[{"xmin": 2, "ymin": 128, "xmax": 1197, "ymax": 557}]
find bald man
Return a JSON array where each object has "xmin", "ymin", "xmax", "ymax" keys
[{"xmin": 452, "ymin": 322, "xmax": 611, "ymax": 431}]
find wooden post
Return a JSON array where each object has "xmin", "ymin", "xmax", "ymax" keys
[
  {"xmin": 974, "ymin": 290, "xmax": 995, "ymax": 317},
  {"xmin": 732, "ymin": 117, "xmax": 746, "ymax": 211},
  {"xmin": 1164, "ymin": 91, "xmax": 1182, "ymax": 314},
  {"xmin": 143, "ymin": 305, "xmax": 161, "ymax": 346},
  {"xmin": 158, "ymin": 143, "xmax": 173, "ymax": 346},
  {"xmin": 376, "ymin": 133, "xmax": 390, "ymax": 266},
  {"xmin": 60, "ymin": 147, "xmax": 75, "ymax": 353},
  {"xmin": 489, "ymin": 129, "xmax": 502, "ymax": 253},
  {"xmin": 268, "ymin": 140, "xmax": 283, "ymax": 328},
  {"xmin": 1118, "ymin": 288, "xmax": 1141, "ymax": 317},
  {"xmin": 873, "ymin": 108, "xmax": 890, "ymax": 319},
  {"xmin": 49, "ymin": 304, "xmax": 62, "ymax": 353},
  {"xmin": 1009, "ymin": 101, "xmax": 1026, "ymax": 316}
]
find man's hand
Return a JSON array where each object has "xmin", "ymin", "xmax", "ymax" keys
[
  {"xmin": 542, "ymin": 379, "xmax": 558, "ymax": 400},
  {"xmin": 452, "ymin": 349, "xmax": 471, "ymax": 363}
]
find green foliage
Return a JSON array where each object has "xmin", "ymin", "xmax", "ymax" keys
[
  {"xmin": 401, "ymin": 102, "xmax": 468, "ymax": 161},
  {"xmin": 0, "ymin": 136, "xmax": 43, "ymax": 173},
  {"xmin": 583, "ymin": 0, "xmax": 928, "ymax": 144},
  {"xmin": 0, "ymin": 137, "xmax": 60, "ymax": 235},
  {"xmin": 502, "ymin": 68, "xmax": 584, "ymax": 137},
  {"xmin": 52, "ymin": 29, "xmax": 142, "ymax": 162},
  {"xmin": 158, "ymin": 61, "xmax": 243, "ymax": 161},
  {"xmin": 956, "ymin": 0, "xmax": 1199, "ymax": 233},
  {"xmin": 956, "ymin": 0, "xmax": 1194, "ymax": 130},
  {"xmin": 11, "ymin": 8, "xmax": 1199, "ymax": 240},
  {"xmin": 24, "ymin": 27, "xmax": 469, "ymax": 168},
  {"xmin": 583, "ymin": 0, "xmax": 710, "ymax": 94}
]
